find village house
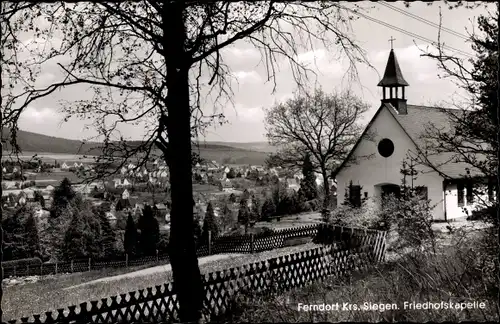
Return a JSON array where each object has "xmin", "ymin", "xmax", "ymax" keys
[
  {"xmin": 219, "ymin": 179, "xmax": 234, "ymax": 192},
  {"xmin": 334, "ymin": 48, "xmax": 493, "ymax": 221},
  {"xmin": 154, "ymin": 203, "xmax": 168, "ymax": 219}
]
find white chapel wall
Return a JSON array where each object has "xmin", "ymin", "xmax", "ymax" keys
[{"xmin": 336, "ymin": 106, "xmax": 445, "ymax": 220}]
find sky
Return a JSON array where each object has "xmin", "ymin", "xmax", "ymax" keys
[{"xmin": 13, "ymin": 1, "xmax": 495, "ymax": 143}]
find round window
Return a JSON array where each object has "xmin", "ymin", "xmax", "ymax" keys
[{"xmin": 378, "ymin": 138, "xmax": 394, "ymax": 158}]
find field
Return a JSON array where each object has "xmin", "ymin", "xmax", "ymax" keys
[
  {"xmin": 1, "ymin": 152, "xmax": 98, "ymax": 163},
  {"xmin": 30, "ymin": 171, "xmax": 87, "ymax": 183},
  {"xmin": 2, "ymin": 243, "xmax": 320, "ymax": 321}
]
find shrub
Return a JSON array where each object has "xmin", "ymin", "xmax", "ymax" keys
[
  {"xmin": 328, "ymin": 201, "xmax": 381, "ymax": 229},
  {"xmin": 157, "ymin": 231, "xmax": 170, "ymax": 255},
  {"xmin": 381, "ymin": 192, "xmax": 436, "ymax": 253}
]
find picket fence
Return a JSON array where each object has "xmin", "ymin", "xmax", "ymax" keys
[
  {"xmin": 2, "ymin": 224, "xmax": 322, "ymax": 278},
  {"xmin": 3, "ymin": 226, "xmax": 387, "ymax": 324}
]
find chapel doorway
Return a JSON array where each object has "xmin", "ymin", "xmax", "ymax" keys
[{"xmin": 380, "ymin": 184, "xmax": 400, "ymax": 207}]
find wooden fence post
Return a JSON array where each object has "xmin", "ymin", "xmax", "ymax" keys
[
  {"xmin": 156, "ymin": 250, "xmax": 159, "ymax": 263},
  {"xmin": 13, "ymin": 266, "xmax": 16, "ymax": 277},
  {"xmin": 208, "ymin": 230, "xmax": 212, "ymax": 255},
  {"xmin": 126, "ymin": 254, "xmax": 129, "ymax": 267},
  {"xmin": 27, "ymin": 264, "xmax": 29, "ymax": 275},
  {"xmin": 71, "ymin": 260, "xmax": 74, "ymax": 273},
  {"xmin": 250, "ymin": 233, "xmax": 255, "ymax": 254},
  {"xmin": 55, "ymin": 262, "xmax": 58, "ymax": 274},
  {"xmin": 88, "ymin": 258, "xmax": 91, "ymax": 271},
  {"xmin": 40, "ymin": 263, "xmax": 43, "ymax": 276}
]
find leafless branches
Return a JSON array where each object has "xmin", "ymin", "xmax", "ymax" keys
[{"xmin": 265, "ymin": 88, "xmax": 370, "ymax": 200}]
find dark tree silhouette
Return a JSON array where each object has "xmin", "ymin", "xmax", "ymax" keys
[
  {"xmin": 261, "ymin": 197, "xmax": 277, "ymax": 221},
  {"xmin": 124, "ymin": 213, "xmax": 138, "ymax": 257},
  {"xmin": 138, "ymin": 205, "xmax": 160, "ymax": 256},
  {"xmin": 51, "ymin": 178, "xmax": 76, "ymax": 218},
  {"xmin": 24, "ymin": 213, "xmax": 41, "ymax": 259},
  {"xmin": 299, "ymin": 153, "xmax": 318, "ymax": 201},
  {"xmin": 201, "ymin": 202, "xmax": 218, "ymax": 244},
  {"xmin": 97, "ymin": 211, "xmax": 117, "ymax": 259}
]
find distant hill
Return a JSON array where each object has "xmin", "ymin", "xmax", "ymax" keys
[
  {"xmin": 2, "ymin": 128, "xmax": 271, "ymax": 165},
  {"xmin": 198, "ymin": 141, "xmax": 277, "ymax": 153}
]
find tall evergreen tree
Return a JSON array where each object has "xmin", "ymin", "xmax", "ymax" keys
[
  {"xmin": 251, "ymin": 195, "xmax": 262, "ymax": 222},
  {"xmin": 220, "ymin": 202, "xmax": 234, "ymax": 233},
  {"xmin": 62, "ymin": 207, "xmax": 101, "ymax": 260},
  {"xmin": 2, "ymin": 208, "xmax": 29, "ymax": 260},
  {"xmin": 51, "ymin": 177, "xmax": 76, "ymax": 218},
  {"xmin": 124, "ymin": 213, "xmax": 138, "ymax": 257},
  {"xmin": 299, "ymin": 153, "xmax": 318, "ymax": 201},
  {"xmin": 261, "ymin": 197, "xmax": 276, "ymax": 221},
  {"xmin": 24, "ymin": 213, "xmax": 41, "ymax": 258},
  {"xmin": 238, "ymin": 198, "xmax": 251, "ymax": 234},
  {"xmin": 202, "ymin": 202, "xmax": 219, "ymax": 245},
  {"xmin": 138, "ymin": 205, "xmax": 160, "ymax": 256},
  {"xmin": 97, "ymin": 210, "xmax": 116, "ymax": 259}
]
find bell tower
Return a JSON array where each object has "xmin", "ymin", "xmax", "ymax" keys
[{"xmin": 378, "ymin": 37, "xmax": 409, "ymax": 114}]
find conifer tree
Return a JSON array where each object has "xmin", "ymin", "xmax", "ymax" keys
[
  {"xmin": 124, "ymin": 213, "xmax": 138, "ymax": 257},
  {"xmin": 299, "ymin": 153, "xmax": 318, "ymax": 201},
  {"xmin": 261, "ymin": 197, "xmax": 276, "ymax": 221},
  {"xmin": 137, "ymin": 205, "xmax": 160, "ymax": 256},
  {"xmin": 238, "ymin": 198, "xmax": 251, "ymax": 234},
  {"xmin": 24, "ymin": 213, "xmax": 41, "ymax": 258},
  {"xmin": 220, "ymin": 202, "xmax": 234, "ymax": 233},
  {"xmin": 62, "ymin": 207, "xmax": 101, "ymax": 260},
  {"xmin": 52, "ymin": 177, "xmax": 76, "ymax": 218},
  {"xmin": 250, "ymin": 195, "xmax": 262, "ymax": 222},
  {"xmin": 202, "ymin": 202, "xmax": 218, "ymax": 245},
  {"xmin": 97, "ymin": 210, "xmax": 116, "ymax": 259}
]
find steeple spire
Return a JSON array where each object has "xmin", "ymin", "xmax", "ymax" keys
[
  {"xmin": 378, "ymin": 45, "xmax": 409, "ymax": 114},
  {"xmin": 377, "ymin": 48, "xmax": 409, "ymax": 87}
]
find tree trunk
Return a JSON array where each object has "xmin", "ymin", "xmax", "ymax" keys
[
  {"xmin": 164, "ymin": 4, "xmax": 203, "ymax": 323},
  {"xmin": 321, "ymin": 166, "xmax": 330, "ymax": 209}
]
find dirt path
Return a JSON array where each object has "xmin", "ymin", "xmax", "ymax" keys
[{"xmin": 65, "ymin": 253, "xmax": 242, "ymax": 290}]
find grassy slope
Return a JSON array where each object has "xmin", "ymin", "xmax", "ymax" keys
[{"xmin": 2, "ymin": 129, "xmax": 271, "ymax": 165}]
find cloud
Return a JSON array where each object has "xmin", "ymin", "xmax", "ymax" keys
[
  {"xmin": 20, "ymin": 106, "xmax": 60, "ymax": 125},
  {"xmin": 296, "ymin": 49, "xmax": 344, "ymax": 76},
  {"xmin": 224, "ymin": 47, "xmax": 261, "ymax": 60},
  {"xmin": 232, "ymin": 70, "xmax": 262, "ymax": 83},
  {"xmin": 226, "ymin": 104, "xmax": 265, "ymax": 123}
]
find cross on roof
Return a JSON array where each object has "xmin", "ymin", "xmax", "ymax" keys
[{"xmin": 389, "ymin": 36, "xmax": 396, "ymax": 49}]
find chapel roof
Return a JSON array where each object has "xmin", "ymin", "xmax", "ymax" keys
[{"xmin": 333, "ymin": 103, "xmax": 488, "ymax": 179}]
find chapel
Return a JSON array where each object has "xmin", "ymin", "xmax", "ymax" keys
[{"xmin": 334, "ymin": 43, "xmax": 493, "ymax": 221}]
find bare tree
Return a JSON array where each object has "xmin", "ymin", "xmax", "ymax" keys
[
  {"xmin": 414, "ymin": 6, "xmax": 498, "ymax": 211},
  {"xmin": 2, "ymin": 1, "xmax": 374, "ymax": 321},
  {"xmin": 265, "ymin": 88, "xmax": 370, "ymax": 207}
]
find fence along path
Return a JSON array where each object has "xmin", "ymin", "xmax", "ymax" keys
[
  {"xmin": 3, "ymin": 224, "xmax": 323, "ymax": 278},
  {"xmin": 4, "ymin": 226, "xmax": 387, "ymax": 324}
]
